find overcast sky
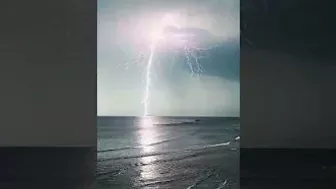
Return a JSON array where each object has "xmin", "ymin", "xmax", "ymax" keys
[{"xmin": 98, "ymin": 0, "xmax": 239, "ymax": 116}]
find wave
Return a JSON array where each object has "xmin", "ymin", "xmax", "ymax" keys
[
  {"xmin": 97, "ymin": 152, "xmax": 211, "ymax": 178},
  {"xmin": 98, "ymin": 130, "xmax": 200, "ymax": 153},
  {"xmin": 186, "ymin": 170, "xmax": 215, "ymax": 189},
  {"xmin": 153, "ymin": 119, "xmax": 201, "ymax": 126},
  {"xmin": 98, "ymin": 141, "xmax": 233, "ymax": 162},
  {"xmin": 136, "ymin": 178, "xmax": 179, "ymax": 188},
  {"xmin": 215, "ymin": 180, "xmax": 228, "ymax": 189}
]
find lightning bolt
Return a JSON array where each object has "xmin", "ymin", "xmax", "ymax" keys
[
  {"xmin": 143, "ymin": 43, "xmax": 156, "ymax": 116},
  {"xmin": 184, "ymin": 44, "xmax": 204, "ymax": 78},
  {"xmin": 142, "ymin": 14, "xmax": 179, "ymax": 116},
  {"xmin": 138, "ymin": 13, "xmax": 221, "ymax": 116},
  {"xmin": 184, "ymin": 45, "xmax": 195, "ymax": 77}
]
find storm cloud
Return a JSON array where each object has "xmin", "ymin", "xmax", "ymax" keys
[{"xmin": 98, "ymin": 0, "xmax": 239, "ymax": 116}]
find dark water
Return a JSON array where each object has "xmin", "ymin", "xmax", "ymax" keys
[{"xmin": 96, "ymin": 116, "xmax": 240, "ymax": 189}]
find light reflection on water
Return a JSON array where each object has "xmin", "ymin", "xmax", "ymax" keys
[
  {"xmin": 138, "ymin": 116, "xmax": 160, "ymax": 182},
  {"xmin": 97, "ymin": 116, "xmax": 240, "ymax": 188},
  {"xmin": 139, "ymin": 116, "xmax": 157, "ymax": 153}
]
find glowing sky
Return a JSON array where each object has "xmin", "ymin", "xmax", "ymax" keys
[{"xmin": 98, "ymin": 0, "xmax": 239, "ymax": 116}]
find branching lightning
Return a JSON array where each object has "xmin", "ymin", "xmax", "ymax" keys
[
  {"xmin": 184, "ymin": 46, "xmax": 195, "ymax": 77},
  {"xmin": 184, "ymin": 43, "xmax": 205, "ymax": 78},
  {"xmin": 119, "ymin": 13, "xmax": 221, "ymax": 116}
]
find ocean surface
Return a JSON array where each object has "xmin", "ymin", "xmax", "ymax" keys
[{"xmin": 95, "ymin": 116, "xmax": 240, "ymax": 189}]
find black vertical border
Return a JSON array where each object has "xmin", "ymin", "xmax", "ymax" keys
[
  {"xmin": 0, "ymin": 0, "xmax": 97, "ymax": 188},
  {"xmin": 240, "ymin": 0, "xmax": 336, "ymax": 188}
]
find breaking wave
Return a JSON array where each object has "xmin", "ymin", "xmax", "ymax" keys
[{"xmin": 98, "ymin": 141, "xmax": 233, "ymax": 162}]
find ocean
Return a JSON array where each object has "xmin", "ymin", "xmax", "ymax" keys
[{"xmin": 96, "ymin": 116, "xmax": 240, "ymax": 189}]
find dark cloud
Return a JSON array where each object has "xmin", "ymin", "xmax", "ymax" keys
[{"xmin": 98, "ymin": 0, "xmax": 239, "ymax": 116}]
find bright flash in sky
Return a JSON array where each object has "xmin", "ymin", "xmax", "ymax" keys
[
  {"xmin": 97, "ymin": 0, "xmax": 240, "ymax": 117},
  {"xmin": 144, "ymin": 13, "xmax": 182, "ymax": 116},
  {"xmin": 150, "ymin": 14, "xmax": 180, "ymax": 42},
  {"xmin": 143, "ymin": 12, "xmax": 212, "ymax": 116}
]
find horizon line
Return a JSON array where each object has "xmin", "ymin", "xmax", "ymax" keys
[{"xmin": 97, "ymin": 115, "xmax": 240, "ymax": 118}]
